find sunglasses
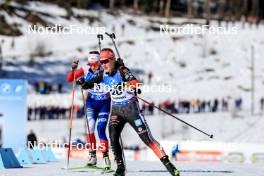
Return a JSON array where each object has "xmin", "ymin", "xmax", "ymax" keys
[
  {"xmin": 100, "ymin": 59, "xmax": 111, "ymax": 64},
  {"xmin": 88, "ymin": 62, "xmax": 100, "ymax": 67}
]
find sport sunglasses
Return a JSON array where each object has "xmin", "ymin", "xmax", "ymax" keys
[
  {"xmin": 87, "ymin": 62, "xmax": 100, "ymax": 67},
  {"xmin": 100, "ymin": 58, "xmax": 112, "ymax": 64}
]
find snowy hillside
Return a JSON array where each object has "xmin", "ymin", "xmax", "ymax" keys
[{"xmin": 1, "ymin": 1, "xmax": 264, "ymax": 110}]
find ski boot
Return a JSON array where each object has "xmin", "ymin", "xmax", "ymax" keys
[
  {"xmin": 103, "ymin": 152, "xmax": 111, "ymax": 171},
  {"xmin": 86, "ymin": 151, "xmax": 97, "ymax": 166},
  {"xmin": 113, "ymin": 160, "xmax": 125, "ymax": 176},
  {"xmin": 160, "ymin": 155, "xmax": 180, "ymax": 176}
]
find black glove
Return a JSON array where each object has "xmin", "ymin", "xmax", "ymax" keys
[
  {"xmin": 76, "ymin": 77, "xmax": 85, "ymax": 86},
  {"xmin": 71, "ymin": 59, "xmax": 79, "ymax": 70},
  {"xmin": 116, "ymin": 58, "xmax": 124, "ymax": 67},
  {"xmin": 136, "ymin": 88, "xmax": 142, "ymax": 95}
]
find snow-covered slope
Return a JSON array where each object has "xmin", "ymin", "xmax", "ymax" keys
[{"xmin": 1, "ymin": 2, "xmax": 264, "ymax": 110}]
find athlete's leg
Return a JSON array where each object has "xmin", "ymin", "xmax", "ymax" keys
[
  {"xmin": 96, "ymin": 99, "xmax": 111, "ymax": 153},
  {"xmin": 109, "ymin": 110, "xmax": 126, "ymax": 176},
  {"xmin": 109, "ymin": 114, "xmax": 126, "ymax": 162},
  {"xmin": 125, "ymin": 102, "xmax": 180, "ymax": 176},
  {"xmin": 85, "ymin": 100, "xmax": 98, "ymax": 166},
  {"xmin": 85, "ymin": 100, "xmax": 97, "ymax": 152},
  {"xmin": 125, "ymin": 102, "xmax": 166, "ymax": 159}
]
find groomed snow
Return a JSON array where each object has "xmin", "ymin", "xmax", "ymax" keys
[{"xmin": 1, "ymin": 159, "xmax": 263, "ymax": 176}]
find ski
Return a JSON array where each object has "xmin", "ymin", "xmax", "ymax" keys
[
  {"xmin": 63, "ymin": 165, "xmax": 104, "ymax": 170},
  {"xmin": 101, "ymin": 168, "xmax": 115, "ymax": 174}
]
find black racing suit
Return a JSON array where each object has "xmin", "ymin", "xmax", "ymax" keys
[{"xmin": 81, "ymin": 62, "xmax": 166, "ymax": 163}]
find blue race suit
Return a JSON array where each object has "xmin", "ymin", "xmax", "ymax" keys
[{"xmin": 84, "ymin": 66, "xmax": 111, "ymax": 153}]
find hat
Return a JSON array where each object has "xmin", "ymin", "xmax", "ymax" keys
[
  {"xmin": 100, "ymin": 48, "xmax": 115, "ymax": 60},
  {"xmin": 88, "ymin": 52, "xmax": 100, "ymax": 63}
]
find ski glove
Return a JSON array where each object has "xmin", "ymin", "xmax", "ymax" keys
[
  {"xmin": 116, "ymin": 58, "xmax": 124, "ymax": 67},
  {"xmin": 76, "ymin": 77, "xmax": 85, "ymax": 86},
  {"xmin": 71, "ymin": 59, "xmax": 79, "ymax": 70}
]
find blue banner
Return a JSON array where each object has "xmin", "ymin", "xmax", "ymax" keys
[{"xmin": 0, "ymin": 79, "xmax": 27, "ymax": 152}]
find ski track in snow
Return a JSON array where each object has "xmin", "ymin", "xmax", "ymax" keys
[{"xmin": 1, "ymin": 160, "xmax": 263, "ymax": 176}]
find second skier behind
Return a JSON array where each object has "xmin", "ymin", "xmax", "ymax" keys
[{"xmin": 66, "ymin": 51, "xmax": 111, "ymax": 171}]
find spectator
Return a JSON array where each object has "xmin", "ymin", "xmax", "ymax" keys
[
  {"xmin": 28, "ymin": 107, "xmax": 32, "ymax": 120},
  {"xmin": 235, "ymin": 97, "xmax": 243, "ymax": 110},
  {"xmin": 121, "ymin": 23, "xmax": 125, "ymax": 36},
  {"xmin": 148, "ymin": 102, "xmax": 155, "ymax": 115},
  {"xmin": 255, "ymin": 17, "xmax": 261, "ymax": 29},
  {"xmin": 217, "ymin": 17, "xmax": 223, "ymax": 27},
  {"xmin": 27, "ymin": 129, "xmax": 37, "ymax": 149},
  {"xmin": 148, "ymin": 72, "xmax": 153, "ymax": 84},
  {"xmin": 260, "ymin": 97, "xmax": 264, "ymax": 112},
  {"xmin": 112, "ymin": 25, "xmax": 116, "ymax": 33},
  {"xmin": 241, "ymin": 15, "xmax": 246, "ymax": 29},
  {"xmin": 224, "ymin": 16, "xmax": 230, "ymax": 29},
  {"xmin": 171, "ymin": 144, "xmax": 179, "ymax": 161},
  {"xmin": 191, "ymin": 99, "xmax": 197, "ymax": 113},
  {"xmin": 11, "ymin": 38, "xmax": 15, "ymax": 49},
  {"xmin": 200, "ymin": 100, "xmax": 206, "ymax": 112},
  {"xmin": 141, "ymin": 103, "xmax": 147, "ymax": 114},
  {"xmin": 221, "ymin": 98, "xmax": 229, "ymax": 111},
  {"xmin": 196, "ymin": 99, "xmax": 201, "ymax": 113},
  {"xmin": 207, "ymin": 100, "xmax": 211, "ymax": 112},
  {"xmin": 212, "ymin": 98, "xmax": 219, "ymax": 112},
  {"xmin": 247, "ymin": 16, "xmax": 254, "ymax": 28},
  {"xmin": 58, "ymin": 83, "xmax": 63, "ymax": 93},
  {"xmin": 231, "ymin": 16, "xmax": 236, "ymax": 26}
]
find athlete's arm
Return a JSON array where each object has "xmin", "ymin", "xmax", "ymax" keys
[
  {"xmin": 119, "ymin": 66, "xmax": 139, "ymax": 89},
  {"xmin": 80, "ymin": 70, "xmax": 104, "ymax": 89},
  {"xmin": 66, "ymin": 68, "xmax": 85, "ymax": 82}
]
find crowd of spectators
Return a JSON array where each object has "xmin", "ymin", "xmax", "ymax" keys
[
  {"xmin": 27, "ymin": 105, "xmax": 84, "ymax": 120},
  {"xmin": 27, "ymin": 97, "xmax": 264, "ymax": 120},
  {"xmin": 156, "ymin": 98, "xmax": 230, "ymax": 114},
  {"xmin": 142, "ymin": 97, "xmax": 252, "ymax": 115},
  {"xmin": 34, "ymin": 82, "xmax": 64, "ymax": 94}
]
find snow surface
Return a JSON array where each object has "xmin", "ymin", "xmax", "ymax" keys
[{"xmin": 0, "ymin": 159, "xmax": 263, "ymax": 176}]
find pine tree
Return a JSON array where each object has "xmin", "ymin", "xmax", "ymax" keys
[{"xmin": 164, "ymin": 0, "xmax": 171, "ymax": 18}]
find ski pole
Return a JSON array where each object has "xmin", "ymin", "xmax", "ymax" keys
[
  {"xmin": 105, "ymin": 32, "xmax": 121, "ymax": 58},
  {"xmin": 81, "ymin": 88, "xmax": 93, "ymax": 152},
  {"xmin": 66, "ymin": 59, "xmax": 79, "ymax": 169},
  {"xmin": 103, "ymin": 33, "xmax": 213, "ymax": 138},
  {"xmin": 137, "ymin": 96, "xmax": 214, "ymax": 139},
  {"xmin": 97, "ymin": 34, "xmax": 103, "ymax": 52}
]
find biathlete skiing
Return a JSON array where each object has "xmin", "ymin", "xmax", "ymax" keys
[
  {"xmin": 77, "ymin": 48, "xmax": 180, "ymax": 176},
  {"xmin": 66, "ymin": 51, "xmax": 111, "ymax": 170}
]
